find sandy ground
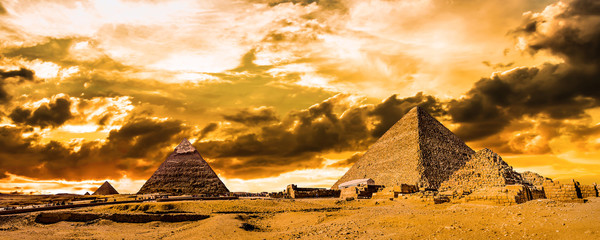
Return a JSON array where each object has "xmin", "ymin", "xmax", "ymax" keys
[{"xmin": 0, "ymin": 197, "xmax": 598, "ymax": 239}]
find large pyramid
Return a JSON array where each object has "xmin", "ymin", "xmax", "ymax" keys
[
  {"xmin": 137, "ymin": 139, "xmax": 230, "ymax": 196},
  {"xmin": 93, "ymin": 181, "xmax": 119, "ymax": 195},
  {"xmin": 332, "ymin": 106, "xmax": 475, "ymax": 190}
]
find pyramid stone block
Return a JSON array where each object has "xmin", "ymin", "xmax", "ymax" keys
[{"xmin": 438, "ymin": 148, "xmax": 525, "ymax": 193}]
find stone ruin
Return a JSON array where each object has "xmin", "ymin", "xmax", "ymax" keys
[
  {"xmin": 92, "ymin": 181, "xmax": 119, "ymax": 195},
  {"xmin": 332, "ymin": 106, "xmax": 599, "ymax": 204},
  {"xmin": 283, "ymin": 184, "xmax": 340, "ymax": 199},
  {"xmin": 137, "ymin": 138, "xmax": 230, "ymax": 196},
  {"xmin": 438, "ymin": 148, "xmax": 524, "ymax": 194}
]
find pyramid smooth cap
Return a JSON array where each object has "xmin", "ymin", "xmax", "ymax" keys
[{"xmin": 175, "ymin": 138, "xmax": 196, "ymax": 154}]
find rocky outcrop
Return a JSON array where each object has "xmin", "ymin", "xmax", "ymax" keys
[{"xmin": 137, "ymin": 139, "xmax": 229, "ymax": 196}]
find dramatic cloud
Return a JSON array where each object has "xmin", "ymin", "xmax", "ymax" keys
[
  {"xmin": 197, "ymin": 92, "xmax": 443, "ymax": 178},
  {"xmin": 223, "ymin": 106, "xmax": 279, "ymax": 126},
  {"xmin": 199, "ymin": 123, "xmax": 219, "ymax": 140},
  {"xmin": 197, "ymin": 94, "xmax": 370, "ymax": 178},
  {"xmin": 0, "ymin": 68, "xmax": 35, "ymax": 104},
  {"xmin": 1, "ymin": 0, "xmax": 600, "ymax": 192},
  {"xmin": 0, "ymin": 116, "xmax": 187, "ymax": 181},
  {"xmin": 0, "ymin": 2, "xmax": 6, "ymax": 15},
  {"xmin": 448, "ymin": 0, "xmax": 600, "ymax": 141},
  {"xmin": 9, "ymin": 97, "xmax": 73, "ymax": 128}
]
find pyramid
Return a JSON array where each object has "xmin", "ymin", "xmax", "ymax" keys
[
  {"xmin": 438, "ymin": 148, "xmax": 525, "ymax": 192},
  {"xmin": 332, "ymin": 106, "xmax": 475, "ymax": 190},
  {"xmin": 84, "ymin": 192, "xmax": 90, "ymax": 195},
  {"xmin": 92, "ymin": 181, "xmax": 119, "ymax": 195},
  {"xmin": 137, "ymin": 138, "xmax": 230, "ymax": 196}
]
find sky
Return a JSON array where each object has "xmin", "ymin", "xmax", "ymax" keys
[{"xmin": 0, "ymin": 0, "xmax": 599, "ymax": 194}]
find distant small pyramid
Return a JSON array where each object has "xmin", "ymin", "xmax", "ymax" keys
[
  {"xmin": 438, "ymin": 148, "xmax": 525, "ymax": 192},
  {"xmin": 84, "ymin": 192, "xmax": 90, "ymax": 195},
  {"xmin": 137, "ymin": 138, "xmax": 230, "ymax": 195},
  {"xmin": 332, "ymin": 106, "xmax": 475, "ymax": 190},
  {"xmin": 92, "ymin": 181, "xmax": 119, "ymax": 195}
]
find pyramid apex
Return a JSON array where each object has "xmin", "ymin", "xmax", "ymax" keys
[{"xmin": 174, "ymin": 138, "xmax": 196, "ymax": 154}]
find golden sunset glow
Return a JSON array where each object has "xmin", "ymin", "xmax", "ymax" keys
[{"xmin": 1, "ymin": 0, "xmax": 599, "ymax": 195}]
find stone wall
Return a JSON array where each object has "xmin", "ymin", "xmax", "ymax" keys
[
  {"xmin": 463, "ymin": 185, "xmax": 531, "ymax": 205},
  {"xmin": 521, "ymin": 171, "xmax": 548, "ymax": 186},
  {"xmin": 285, "ymin": 185, "xmax": 340, "ymax": 199},
  {"xmin": 339, "ymin": 185, "xmax": 383, "ymax": 199},
  {"xmin": 542, "ymin": 180, "xmax": 581, "ymax": 202},
  {"xmin": 577, "ymin": 183, "xmax": 598, "ymax": 198},
  {"xmin": 372, "ymin": 184, "xmax": 418, "ymax": 199}
]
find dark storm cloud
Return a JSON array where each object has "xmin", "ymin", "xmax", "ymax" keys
[
  {"xmin": 369, "ymin": 92, "xmax": 445, "ymax": 137},
  {"xmin": 104, "ymin": 117, "xmax": 187, "ymax": 158},
  {"xmin": 199, "ymin": 123, "xmax": 219, "ymax": 140},
  {"xmin": 0, "ymin": 2, "xmax": 7, "ymax": 15},
  {"xmin": 196, "ymin": 95, "xmax": 372, "ymax": 178},
  {"xmin": 447, "ymin": 0, "xmax": 600, "ymax": 141},
  {"xmin": 195, "ymin": 92, "xmax": 444, "ymax": 178},
  {"xmin": 0, "ymin": 116, "xmax": 188, "ymax": 181},
  {"xmin": 520, "ymin": 1, "xmax": 600, "ymax": 65},
  {"xmin": 223, "ymin": 107, "xmax": 279, "ymax": 126},
  {"xmin": 9, "ymin": 97, "xmax": 73, "ymax": 128},
  {"xmin": 0, "ymin": 68, "xmax": 35, "ymax": 104},
  {"xmin": 254, "ymin": 0, "xmax": 345, "ymax": 10}
]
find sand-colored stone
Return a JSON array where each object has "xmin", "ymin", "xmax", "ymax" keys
[
  {"xmin": 137, "ymin": 139, "xmax": 229, "ymax": 196},
  {"xmin": 332, "ymin": 107, "xmax": 474, "ymax": 190},
  {"xmin": 543, "ymin": 179, "xmax": 582, "ymax": 202},
  {"xmin": 438, "ymin": 148, "xmax": 524, "ymax": 193}
]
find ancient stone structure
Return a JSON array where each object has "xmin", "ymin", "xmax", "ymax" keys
[
  {"xmin": 340, "ymin": 185, "xmax": 384, "ymax": 199},
  {"xmin": 332, "ymin": 106, "xmax": 475, "ymax": 190},
  {"xmin": 84, "ymin": 192, "xmax": 90, "ymax": 196},
  {"xmin": 463, "ymin": 185, "xmax": 532, "ymax": 205},
  {"xmin": 372, "ymin": 184, "xmax": 419, "ymax": 199},
  {"xmin": 137, "ymin": 139, "xmax": 230, "ymax": 196},
  {"xmin": 284, "ymin": 184, "xmax": 340, "ymax": 198},
  {"xmin": 438, "ymin": 148, "xmax": 524, "ymax": 193},
  {"xmin": 92, "ymin": 181, "xmax": 119, "ymax": 195},
  {"xmin": 578, "ymin": 183, "xmax": 598, "ymax": 198},
  {"xmin": 542, "ymin": 179, "xmax": 582, "ymax": 202},
  {"xmin": 338, "ymin": 179, "xmax": 374, "ymax": 189},
  {"xmin": 521, "ymin": 171, "xmax": 548, "ymax": 186}
]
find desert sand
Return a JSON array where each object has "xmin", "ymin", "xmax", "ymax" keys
[{"xmin": 0, "ymin": 197, "xmax": 598, "ymax": 239}]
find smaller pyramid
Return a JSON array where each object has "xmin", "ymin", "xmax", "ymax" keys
[
  {"xmin": 84, "ymin": 192, "xmax": 90, "ymax": 195},
  {"xmin": 92, "ymin": 181, "xmax": 119, "ymax": 195},
  {"xmin": 438, "ymin": 148, "xmax": 524, "ymax": 192},
  {"xmin": 137, "ymin": 138, "xmax": 230, "ymax": 195}
]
